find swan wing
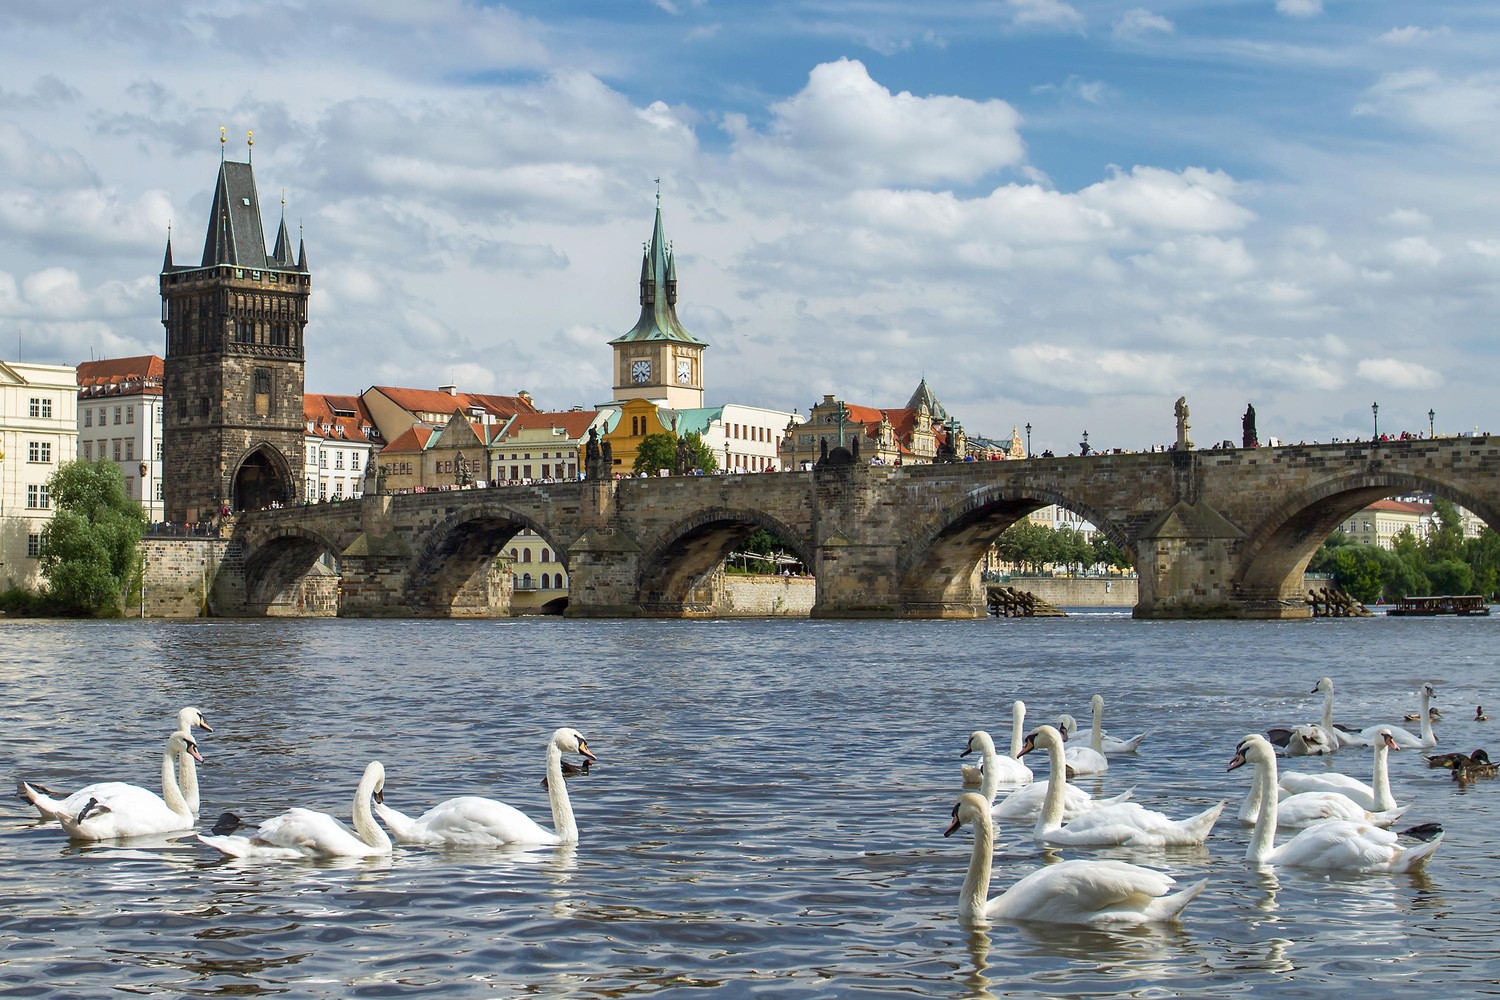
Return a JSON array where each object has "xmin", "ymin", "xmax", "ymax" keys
[
  {"xmin": 55, "ymin": 783, "xmax": 190, "ymax": 840},
  {"xmin": 1279, "ymin": 771, "xmax": 1374, "ymax": 803},
  {"xmin": 990, "ymin": 859, "xmax": 1200, "ymax": 925},
  {"xmin": 257, "ymin": 807, "xmax": 376, "ymax": 857},
  {"xmin": 1268, "ymin": 820, "xmax": 1419, "ymax": 871},
  {"xmin": 986, "ymin": 755, "xmax": 1033, "ymax": 785},
  {"xmin": 1358, "ymin": 724, "xmax": 1432, "ymax": 749},
  {"xmin": 1063, "ymin": 746, "xmax": 1109, "ymax": 775},
  {"xmin": 408, "ymin": 796, "xmax": 558, "ymax": 847}
]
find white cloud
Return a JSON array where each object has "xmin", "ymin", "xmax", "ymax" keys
[
  {"xmin": 1007, "ymin": 0, "xmax": 1086, "ymax": 32},
  {"xmin": 1384, "ymin": 236, "xmax": 1443, "ymax": 267},
  {"xmin": 1380, "ymin": 208, "xmax": 1430, "ymax": 229},
  {"xmin": 728, "ymin": 59, "xmax": 1025, "ymax": 188},
  {"xmin": 1357, "ymin": 358, "xmax": 1443, "ymax": 390},
  {"xmin": 1033, "ymin": 76, "xmax": 1109, "ymax": 105},
  {"xmin": 1080, "ymin": 166, "xmax": 1254, "ymax": 233},
  {"xmin": 1113, "ymin": 9, "xmax": 1174, "ymax": 40},
  {"xmin": 1355, "ymin": 70, "xmax": 1500, "ymax": 143},
  {"xmin": 1377, "ymin": 26, "xmax": 1448, "ymax": 45},
  {"xmin": 1275, "ymin": 0, "xmax": 1322, "ymax": 18}
]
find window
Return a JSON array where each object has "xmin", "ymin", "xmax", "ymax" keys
[
  {"xmin": 27, "ymin": 534, "xmax": 42, "ymax": 558},
  {"xmin": 541, "ymin": 573, "xmax": 551, "ymax": 589},
  {"xmin": 125, "ymin": 476, "xmax": 135, "ymax": 497},
  {"xmin": 541, "ymin": 549, "xmax": 551, "ymax": 563},
  {"xmin": 522, "ymin": 550, "xmax": 532, "ymax": 563},
  {"xmin": 27, "ymin": 442, "xmax": 51, "ymax": 463},
  {"xmin": 557, "ymin": 572, "xmax": 566, "ymax": 588},
  {"xmin": 125, "ymin": 440, "xmax": 135, "ymax": 462},
  {"xmin": 83, "ymin": 408, "xmax": 92, "ymax": 427},
  {"xmin": 114, "ymin": 406, "xmax": 122, "ymax": 425},
  {"xmin": 333, "ymin": 481, "xmax": 344, "ymax": 499},
  {"xmin": 156, "ymin": 481, "xmax": 163, "ymax": 501},
  {"xmin": 156, "ymin": 442, "xmax": 163, "ymax": 461},
  {"xmin": 113, "ymin": 440, "xmax": 121, "ymax": 462},
  {"xmin": 320, "ymin": 452, "xmax": 327, "ymax": 469},
  {"xmin": 29, "ymin": 397, "xmax": 52, "ymax": 418},
  {"xmin": 156, "ymin": 407, "xmax": 162, "ymax": 424},
  {"xmin": 26, "ymin": 484, "xmax": 49, "ymax": 509},
  {"xmin": 334, "ymin": 452, "xmax": 344, "ymax": 470},
  {"xmin": 199, "ymin": 397, "xmax": 210, "ymax": 418},
  {"xmin": 351, "ymin": 453, "xmax": 361, "ymax": 471},
  {"xmin": 126, "ymin": 406, "xmax": 134, "ymax": 424},
  {"xmin": 83, "ymin": 442, "xmax": 92, "ymax": 460}
]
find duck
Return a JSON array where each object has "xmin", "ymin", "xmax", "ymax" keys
[
  {"xmin": 47, "ymin": 731, "xmax": 203, "ymax": 841},
  {"xmin": 1082, "ymin": 694, "xmax": 1147, "ymax": 754},
  {"xmin": 1404, "ymin": 707, "xmax": 1442, "ymax": 723},
  {"xmin": 1453, "ymin": 756, "xmax": 1498, "ymax": 781},
  {"xmin": 1228, "ymin": 734, "xmax": 1443, "ymax": 872},
  {"xmin": 944, "ymin": 792, "xmax": 1207, "ymax": 926},
  {"xmin": 1055, "ymin": 715, "xmax": 1108, "ymax": 775},
  {"xmin": 960, "ymin": 701, "xmax": 1032, "ymax": 785},
  {"xmin": 1019, "ymin": 725, "xmax": 1224, "ymax": 847},
  {"xmin": 1426, "ymin": 748, "xmax": 1489, "ymax": 770},
  {"xmin": 540, "ymin": 757, "xmax": 592, "ymax": 788},
  {"xmin": 18, "ymin": 706, "xmax": 213, "ymax": 821},
  {"xmin": 1278, "ymin": 728, "xmax": 1402, "ymax": 812},
  {"xmin": 1358, "ymin": 683, "xmax": 1438, "ymax": 749},
  {"xmin": 198, "ymin": 761, "xmax": 391, "ymax": 859},
  {"xmin": 374, "ymin": 729, "xmax": 595, "ymax": 847},
  {"xmin": 1477, "ymin": 706, "xmax": 1490, "ymax": 723}
]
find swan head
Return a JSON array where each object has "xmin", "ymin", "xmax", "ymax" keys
[
  {"xmin": 1056, "ymin": 714, "xmax": 1078, "ymax": 739},
  {"xmin": 552, "ymin": 728, "xmax": 596, "ymax": 763},
  {"xmin": 362, "ymin": 761, "xmax": 386, "ymax": 804},
  {"xmin": 178, "ymin": 706, "xmax": 212, "ymax": 733},
  {"xmin": 1313, "ymin": 676, "xmax": 1333, "ymax": 695},
  {"xmin": 1091, "ymin": 694, "xmax": 1104, "ymax": 711},
  {"xmin": 1422, "ymin": 683, "xmax": 1437, "ymax": 702},
  {"xmin": 1228, "ymin": 734, "xmax": 1272, "ymax": 771},
  {"xmin": 944, "ymin": 792, "xmax": 991, "ymax": 838},
  {"xmin": 1019, "ymin": 725, "xmax": 1063, "ymax": 757},
  {"xmin": 1375, "ymin": 728, "xmax": 1400, "ymax": 751},
  {"xmin": 961, "ymin": 731, "xmax": 995, "ymax": 758},
  {"xmin": 168, "ymin": 730, "xmax": 204, "ymax": 764}
]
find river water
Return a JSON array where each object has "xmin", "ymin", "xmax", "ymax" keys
[{"xmin": 1, "ymin": 614, "xmax": 1497, "ymax": 998}]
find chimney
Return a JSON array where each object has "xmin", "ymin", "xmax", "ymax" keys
[{"xmin": 438, "ymin": 384, "xmax": 458, "ymax": 396}]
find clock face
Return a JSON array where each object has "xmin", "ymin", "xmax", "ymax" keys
[
  {"xmin": 677, "ymin": 359, "xmax": 692, "ymax": 384},
  {"xmin": 631, "ymin": 359, "xmax": 651, "ymax": 384}
]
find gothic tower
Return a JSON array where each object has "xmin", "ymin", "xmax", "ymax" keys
[
  {"xmin": 160, "ymin": 141, "xmax": 308, "ymax": 522},
  {"xmin": 609, "ymin": 194, "xmax": 707, "ymax": 409}
]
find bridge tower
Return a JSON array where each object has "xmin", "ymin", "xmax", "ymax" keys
[
  {"xmin": 160, "ymin": 136, "xmax": 308, "ymax": 523},
  {"xmin": 609, "ymin": 192, "xmax": 707, "ymax": 410}
]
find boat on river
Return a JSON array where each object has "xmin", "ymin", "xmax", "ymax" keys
[{"xmin": 1385, "ymin": 595, "xmax": 1493, "ymax": 617}]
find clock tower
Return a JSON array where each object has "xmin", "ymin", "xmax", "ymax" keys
[{"xmin": 609, "ymin": 194, "xmax": 706, "ymax": 408}]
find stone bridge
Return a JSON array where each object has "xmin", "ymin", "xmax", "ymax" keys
[{"xmin": 212, "ymin": 436, "xmax": 1500, "ymax": 620}]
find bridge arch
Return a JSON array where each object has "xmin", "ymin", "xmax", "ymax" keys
[
  {"xmin": 1236, "ymin": 470, "xmax": 1500, "ymax": 604},
  {"xmin": 637, "ymin": 506, "xmax": 814, "ymax": 616},
  {"xmin": 237, "ymin": 525, "xmax": 345, "ymax": 616},
  {"xmin": 229, "ymin": 443, "xmax": 296, "ymax": 513},
  {"xmin": 405, "ymin": 502, "xmax": 567, "ymax": 617},
  {"xmin": 896, "ymin": 484, "xmax": 1131, "ymax": 617}
]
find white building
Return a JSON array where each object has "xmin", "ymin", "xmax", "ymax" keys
[
  {"xmin": 304, "ymin": 394, "xmax": 381, "ymax": 503},
  {"xmin": 76, "ymin": 356, "xmax": 164, "ymax": 523},
  {"xmin": 1, "ymin": 360, "xmax": 78, "ymax": 587}
]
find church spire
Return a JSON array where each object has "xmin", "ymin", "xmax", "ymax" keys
[
  {"xmin": 162, "ymin": 222, "xmax": 174, "ymax": 271},
  {"xmin": 271, "ymin": 190, "xmax": 295, "ymax": 266},
  {"xmin": 610, "ymin": 191, "xmax": 705, "ymax": 348}
]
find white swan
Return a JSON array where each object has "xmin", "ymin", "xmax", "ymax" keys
[
  {"xmin": 1278, "ymin": 729, "xmax": 1401, "ymax": 812},
  {"xmin": 944, "ymin": 792, "xmax": 1207, "ymax": 926},
  {"xmin": 1021, "ymin": 725, "xmax": 1224, "ymax": 847},
  {"xmin": 1236, "ymin": 762, "xmax": 1408, "ymax": 828},
  {"xmin": 984, "ymin": 730, "xmax": 1134, "ymax": 824},
  {"xmin": 47, "ymin": 731, "xmax": 203, "ymax": 841},
  {"xmin": 1084, "ymin": 694, "xmax": 1147, "ymax": 754},
  {"xmin": 1228, "ymin": 734, "xmax": 1443, "ymax": 872},
  {"xmin": 1055, "ymin": 714, "xmax": 1108, "ymax": 775},
  {"xmin": 960, "ymin": 708, "xmax": 1033, "ymax": 787},
  {"xmin": 198, "ymin": 761, "xmax": 391, "ymax": 859},
  {"xmin": 374, "ymin": 729, "xmax": 595, "ymax": 847},
  {"xmin": 19, "ymin": 706, "xmax": 212, "ymax": 821},
  {"xmin": 1358, "ymin": 684, "xmax": 1438, "ymax": 749},
  {"xmin": 1268, "ymin": 677, "xmax": 1363, "ymax": 754}
]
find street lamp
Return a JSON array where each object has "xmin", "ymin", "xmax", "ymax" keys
[
  {"xmin": 1372, "ymin": 402, "xmax": 1379, "ymax": 440},
  {"xmin": 724, "ymin": 439, "xmax": 731, "ymax": 474},
  {"xmin": 1429, "ymin": 409, "xmax": 1435, "ymax": 439},
  {"xmin": 1025, "ymin": 422, "xmax": 1032, "ymax": 459}
]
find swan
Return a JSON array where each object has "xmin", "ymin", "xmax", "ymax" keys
[
  {"xmin": 1228, "ymin": 734, "xmax": 1443, "ymax": 872},
  {"xmin": 1236, "ymin": 760, "xmax": 1408, "ymax": 828},
  {"xmin": 1279, "ymin": 729, "xmax": 1401, "ymax": 812},
  {"xmin": 1268, "ymin": 677, "xmax": 1364, "ymax": 753},
  {"xmin": 1020, "ymin": 725, "xmax": 1224, "ymax": 847},
  {"xmin": 374, "ymin": 729, "xmax": 595, "ymax": 847},
  {"xmin": 46, "ymin": 731, "xmax": 203, "ymax": 841},
  {"xmin": 944, "ymin": 792, "xmax": 1207, "ymax": 926},
  {"xmin": 1358, "ymin": 684, "xmax": 1437, "ymax": 749},
  {"xmin": 983, "ymin": 729, "xmax": 1134, "ymax": 824},
  {"xmin": 1055, "ymin": 715, "xmax": 1108, "ymax": 775},
  {"xmin": 198, "ymin": 761, "xmax": 391, "ymax": 859},
  {"xmin": 18, "ymin": 706, "xmax": 213, "ymax": 821},
  {"xmin": 960, "ymin": 707, "xmax": 1033, "ymax": 787},
  {"xmin": 1083, "ymin": 695, "xmax": 1147, "ymax": 754}
]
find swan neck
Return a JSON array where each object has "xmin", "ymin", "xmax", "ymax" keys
[
  {"xmin": 960, "ymin": 810, "xmax": 994, "ymax": 921},
  {"xmin": 178, "ymin": 744, "xmax": 199, "ymax": 814},
  {"xmin": 1248, "ymin": 753, "xmax": 1278, "ymax": 864},
  {"xmin": 1371, "ymin": 740, "xmax": 1394, "ymax": 811},
  {"xmin": 546, "ymin": 742, "xmax": 578, "ymax": 844},
  {"xmin": 160, "ymin": 745, "xmax": 190, "ymax": 818},
  {"xmin": 1090, "ymin": 699, "xmax": 1104, "ymax": 753},
  {"xmin": 1322, "ymin": 686, "xmax": 1335, "ymax": 731},
  {"xmin": 1009, "ymin": 703, "xmax": 1024, "ymax": 760},
  {"xmin": 1035, "ymin": 735, "xmax": 1067, "ymax": 839},
  {"xmin": 353, "ymin": 769, "xmax": 393, "ymax": 852},
  {"xmin": 1420, "ymin": 688, "xmax": 1434, "ymax": 743},
  {"xmin": 978, "ymin": 733, "xmax": 1002, "ymax": 803}
]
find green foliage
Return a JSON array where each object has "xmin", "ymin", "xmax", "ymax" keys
[
  {"xmin": 1310, "ymin": 508, "xmax": 1500, "ymax": 601},
  {"xmin": 39, "ymin": 460, "xmax": 146, "ymax": 617},
  {"xmin": 632, "ymin": 431, "xmax": 718, "ymax": 475},
  {"xmin": 1426, "ymin": 558, "xmax": 1474, "ymax": 597},
  {"xmin": 685, "ymin": 431, "xmax": 718, "ymax": 473},
  {"xmin": 1091, "ymin": 536, "xmax": 1133, "ymax": 571},
  {"xmin": 993, "ymin": 516, "xmax": 1118, "ymax": 575}
]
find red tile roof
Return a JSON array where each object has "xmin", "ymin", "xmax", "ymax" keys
[
  {"xmin": 76, "ymin": 355, "xmax": 164, "ymax": 396},
  {"xmin": 498, "ymin": 410, "xmax": 600, "ymax": 440},
  {"xmin": 1366, "ymin": 499, "xmax": 1433, "ymax": 515},
  {"xmin": 381, "ymin": 425, "xmax": 438, "ymax": 453},
  {"xmin": 304, "ymin": 393, "xmax": 380, "ymax": 443},
  {"xmin": 370, "ymin": 386, "xmax": 536, "ymax": 421}
]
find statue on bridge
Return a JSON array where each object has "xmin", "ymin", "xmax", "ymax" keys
[
  {"xmin": 585, "ymin": 427, "xmax": 603, "ymax": 479},
  {"xmin": 454, "ymin": 451, "xmax": 473, "ymax": 487},
  {"xmin": 1175, "ymin": 396, "xmax": 1192, "ymax": 451},
  {"xmin": 1242, "ymin": 403, "xmax": 1259, "ymax": 449}
]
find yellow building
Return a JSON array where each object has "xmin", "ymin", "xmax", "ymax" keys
[{"xmin": 599, "ymin": 398, "xmax": 674, "ymax": 476}]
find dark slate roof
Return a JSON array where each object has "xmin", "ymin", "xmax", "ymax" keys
[
  {"xmin": 198, "ymin": 160, "xmax": 277, "ymax": 269},
  {"xmin": 906, "ymin": 377, "xmax": 950, "ymax": 424}
]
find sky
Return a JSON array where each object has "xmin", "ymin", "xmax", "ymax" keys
[{"xmin": 1, "ymin": 1, "xmax": 1496, "ymax": 456}]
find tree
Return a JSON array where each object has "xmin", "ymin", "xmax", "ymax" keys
[
  {"xmin": 684, "ymin": 431, "xmax": 718, "ymax": 473},
  {"xmin": 632, "ymin": 433, "xmax": 678, "ymax": 475},
  {"xmin": 1091, "ymin": 536, "xmax": 1132, "ymax": 572},
  {"xmin": 40, "ymin": 459, "xmax": 146, "ymax": 616}
]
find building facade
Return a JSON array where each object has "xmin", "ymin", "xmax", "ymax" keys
[
  {"xmin": 304, "ymin": 394, "xmax": 380, "ymax": 503},
  {"xmin": 780, "ymin": 380, "xmax": 961, "ymax": 469},
  {"xmin": 160, "ymin": 152, "xmax": 309, "ymax": 522},
  {"xmin": 0, "ymin": 361, "xmax": 78, "ymax": 587},
  {"xmin": 76, "ymin": 356, "xmax": 166, "ymax": 523}
]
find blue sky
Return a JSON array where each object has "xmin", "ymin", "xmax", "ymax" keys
[{"xmin": 1, "ymin": 1, "xmax": 1496, "ymax": 453}]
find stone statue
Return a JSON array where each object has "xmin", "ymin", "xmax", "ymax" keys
[
  {"xmin": 454, "ymin": 450, "xmax": 472, "ymax": 486},
  {"xmin": 820, "ymin": 437, "xmax": 829, "ymax": 463},
  {"xmin": 585, "ymin": 427, "xmax": 602, "ymax": 479},
  {"xmin": 601, "ymin": 440, "xmax": 613, "ymax": 474},
  {"xmin": 1175, "ymin": 396, "xmax": 1192, "ymax": 451},
  {"xmin": 1242, "ymin": 404, "xmax": 1259, "ymax": 449},
  {"xmin": 674, "ymin": 434, "xmax": 692, "ymax": 475},
  {"xmin": 851, "ymin": 435, "xmax": 860, "ymax": 461}
]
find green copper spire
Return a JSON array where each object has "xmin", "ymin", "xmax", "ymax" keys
[{"xmin": 610, "ymin": 196, "xmax": 706, "ymax": 347}]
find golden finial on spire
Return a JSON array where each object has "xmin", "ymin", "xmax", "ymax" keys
[
  {"xmin": 247, "ymin": 130, "xmax": 254, "ymax": 162},
  {"xmin": 220, "ymin": 126, "xmax": 226, "ymax": 161},
  {"xmin": 281, "ymin": 187, "xmax": 286, "ymax": 208}
]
